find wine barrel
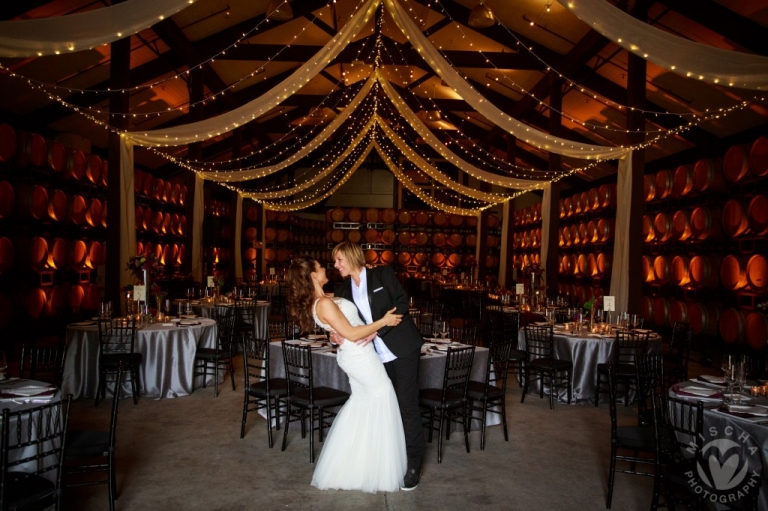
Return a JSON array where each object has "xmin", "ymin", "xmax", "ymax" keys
[
  {"xmin": 669, "ymin": 299, "xmax": 688, "ymax": 326},
  {"xmin": 0, "ymin": 123, "xmax": 16, "ymax": 162},
  {"xmin": 274, "ymin": 248, "xmax": 289, "ymax": 262},
  {"xmin": 397, "ymin": 251, "xmax": 412, "ymax": 266},
  {"xmin": 66, "ymin": 149, "xmax": 86, "ymax": 180},
  {"xmin": 364, "ymin": 229, "xmax": 380, "ymax": 243},
  {"xmin": 586, "ymin": 187, "xmax": 599, "ymax": 211},
  {"xmin": 598, "ymin": 184, "xmax": 617, "ymax": 209},
  {"xmin": 362, "ymin": 207, "xmax": 379, "ymax": 224},
  {"xmin": 652, "ymin": 297, "xmax": 670, "ymax": 327},
  {"xmin": 178, "ymin": 215, "xmax": 187, "ymax": 235},
  {"xmin": 162, "ymin": 213, "xmax": 173, "ymax": 235},
  {"xmin": 569, "ymin": 224, "xmax": 580, "ymax": 246},
  {"xmin": 485, "ymin": 235, "xmax": 499, "ymax": 248},
  {"xmin": 275, "ymin": 211, "xmax": 290, "ymax": 223},
  {"xmin": 170, "ymin": 183, "xmax": 181, "ymax": 206},
  {"xmin": 642, "ymin": 255, "xmax": 654, "ymax": 282},
  {"xmin": 381, "ymin": 208, "xmax": 397, "ymax": 224},
  {"xmin": 483, "ymin": 254, "xmax": 498, "ymax": 268},
  {"xmin": 364, "ymin": 249, "xmax": 379, "ymax": 265},
  {"xmin": 69, "ymin": 240, "xmax": 87, "ymax": 269},
  {"xmin": 381, "ymin": 229, "xmax": 395, "ymax": 245},
  {"xmin": 745, "ymin": 254, "xmax": 767, "ymax": 292},
  {"xmin": 653, "ymin": 212, "xmax": 673, "ymax": 242},
  {"xmin": 329, "ymin": 230, "xmax": 345, "ymax": 243},
  {"xmin": 573, "ymin": 194, "xmax": 583, "ymax": 215},
  {"xmin": 432, "ymin": 211, "xmax": 447, "ymax": 226},
  {"xmin": 48, "ymin": 189, "xmax": 68, "ymax": 222},
  {"xmin": 243, "ymin": 247, "xmax": 258, "ymax": 265},
  {"xmin": 47, "ymin": 285, "xmax": 68, "ymax": 318},
  {"xmin": 264, "ymin": 248, "xmax": 276, "ymax": 262},
  {"xmin": 643, "ymin": 174, "xmax": 656, "ymax": 202},
  {"xmin": 264, "ymin": 227, "xmax": 277, "ymax": 243},
  {"xmin": 690, "ymin": 206, "xmax": 721, "ymax": 240},
  {"xmin": 412, "ymin": 252, "xmax": 428, "ymax": 267},
  {"xmin": 397, "ymin": 231, "xmax": 411, "ymax": 245},
  {"xmin": 641, "ymin": 296, "xmax": 654, "ymax": 324},
  {"xmin": 276, "ymin": 229, "xmax": 290, "ymax": 243},
  {"xmin": 653, "ymin": 255, "xmax": 671, "ymax": 284},
  {"xmin": 69, "ymin": 284, "xmax": 84, "ymax": 312},
  {"xmin": 578, "ymin": 191, "xmax": 590, "ymax": 214},
  {"xmin": 597, "ymin": 218, "xmax": 616, "ymax": 242},
  {"xmin": 562, "ymin": 197, "xmax": 574, "ymax": 217},
  {"xmin": 723, "ymin": 143, "xmax": 751, "ymax": 182},
  {"xmin": 749, "ymin": 136, "xmax": 768, "ymax": 177},
  {"xmin": 430, "ymin": 252, "xmax": 446, "ymax": 267},
  {"xmin": 569, "ymin": 254, "xmax": 580, "ymax": 276},
  {"xmin": 688, "ymin": 255, "xmax": 720, "ymax": 288},
  {"xmin": 432, "ymin": 232, "xmax": 446, "ymax": 247},
  {"xmin": 745, "ymin": 312, "xmax": 768, "ymax": 350},
  {"xmin": 68, "ymin": 195, "xmax": 86, "ymax": 225},
  {"xmin": 654, "ymin": 169, "xmax": 674, "ymax": 199},
  {"xmin": 86, "ymin": 241, "xmax": 103, "ymax": 268},
  {"xmin": 179, "ymin": 186, "xmax": 187, "ymax": 206},
  {"xmin": 450, "ymin": 214, "xmax": 465, "ymax": 227},
  {"xmin": 380, "ymin": 250, "xmax": 395, "ymax": 265},
  {"xmin": 670, "ymin": 255, "xmax": 690, "ymax": 286},
  {"xmin": 415, "ymin": 232, "xmax": 429, "ymax": 246},
  {"xmin": 347, "ymin": 208, "xmax": 363, "ymax": 223},
  {"xmin": 397, "ymin": 209, "xmax": 412, "ymax": 224},
  {"xmin": 465, "ymin": 233, "xmax": 477, "ymax": 247},
  {"xmin": 101, "ymin": 201, "xmax": 107, "ymax": 228},
  {"xmin": 747, "ymin": 195, "xmax": 768, "ymax": 235},
  {"xmin": 597, "ymin": 252, "xmax": 611, "ymax": 276},
  {"xmin": 688, "ymin": 302, "xmax": 719, "ymax": 336},
  {"xmin": 561, "ymin": 226, "xmax": 572, "ymax": 247},
  {"xmin": 85, "ymin": 154, "xmax": 102, "ymax": 185},
  {"xmin": 577, "ymin": 223, "xmax": 587, "ymax": 246},
  {"xmin": 584, "ymin": 220, "xmax": 597, "ymax": 244},
  {"xmin": 722, "ymin": 199, "xmax": 749, "ymax": 237},
  {"xmin": 347, "ymin": 230, "xmax": 362, "ymax": 243},
  {"xmin": 0, "ymin": 181, "xmax": 13, "ymax": 219},
  {"xmin": 414, "ymin": 211, "xmax": 429, "ymax": 226},
  {"xmin": 329, "ymin": 207, "xmax": 345, "ymax": 223},
  {"xmin": 464, "ymin": 254, "xmax": 476, "ymax": 266},
  {"xmin": 692, "ymin": 158, "xmax": 725, "ymax": 192},
  {"xmin": 162, "ymin": 181, "xmax": 172, "ymax": 203},
  {"xmin": 520, "ymin": 231, "xmax": 529, "ymax": 249},
  {"xmin": 26, "ymin": 288, "xmax": 47, "ymax": 318},
  {"xmin": 83, "ymin": 283, "xmax": 100, "ymax": 311},
  {"xmin": 486, "ymin": 214, "xmax": 500, "ymax": 229},
  {"xmin": 142, "ymin": 173, "xmax": 154, "ymax": 197},
  {"xmin": 642, "ymin": 215, "xmax": 655, "ymax": 242},
  {"xmin": 560, "ymin": 254, "xmax": 572, "ymax": 275},
  {"xmin": 719, "ymin": 308, "xmax": 745, "ymax": 343},
  {"xmin": 47, "ymin": 238, "xmax": 67, "ymax": 270},
  {"xmin": 720, "ymin": 254, "xmax": 748, "ymax": 290},
  {"xmin": 85, "ymin": 198, "xmax": 102, "ymax": 227},
  {"xmin": 21, "ymin": 237, "xmax": 49, "ymax": 270},
  {"xmin": 16, "ymin": 184, "xmax": 49, "ymax": 220},
  {"xmin": 671, "ymin": 210, "xmax": 691, "ymax": 241},
  {"xmin": 151, "ymin": 210, "xmax": 163, "ymax": 234},
  {"xmin": 134, "ymin": 169, "xmax": 145, "ymax": 195},
  {"xmin": 48, "ymin": 141, "xmax": 67, "ymax": 173},
  {"xmin": 18, "ymin": 133, "xmax": 47, "ymax": 168},
  {"xmin": 575, "ymin": 254, "xmax": 587, "ymax": 276},
  {"xmin": 0, "ymin": 237, "xmax": 13, "ymax": 273},
  {"xmin": 177, "ymin": 244, "xmax": 185, "ymax": 264},
  {"xmin": 558, "ymin": 201, "xmax": 566, "ymax": 219},
  {"xmin": 672, "ymin": 164, "xmax": 694, "ymax": 197}
]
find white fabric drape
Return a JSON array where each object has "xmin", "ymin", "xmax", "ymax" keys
[
  {"xmin": 558, "ymin": 0, "xmax": 768, "ymax": 90},
  {"xmin": 378, "ymin": 74, "xmax": 549, "ymax": 190},
  {"xmin": 118, "ymin": 139, "xmax": 138, "ymax": 291},
  {"xmin": 242, "ymin": 116, "xmax": 376, "ymax": 199},
  {"xmin": 234, "ymin": 193, "xmax": 243, "ymax": 280},
  {"xmin": 608, "ymin": 156, "xmax": 633, "ymax": 312},
  {"xmin": 0, "ymin": 0, "xmax": 195, "ymax": 57},
  {"xmin": 198, "ymin": 75, "xmax": 376, "ymax": 182},
  {"xmin": 191, "ymin": 174, "xmax": 204, "ymax": 282},
  {"xmin": 540, "ymin": 183, "xmax": 552, "ymax": 288},
  {"xmin": 383, "ymin": 0, "xmax": 631, "ymax": 161}
]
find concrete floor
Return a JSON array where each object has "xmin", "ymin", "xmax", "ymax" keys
[{"xmin": 62, "ymin": 357, "xmax": 715, "ymax": 511}]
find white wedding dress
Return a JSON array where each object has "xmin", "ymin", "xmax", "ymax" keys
[{"xmin": 310, "ymin": 297, "xmax": 407, "ymax": 493}]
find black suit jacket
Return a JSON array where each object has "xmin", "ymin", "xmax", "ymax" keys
[{"xmin": 334, "ymin": 265, "xmax": 423, "ymax": 358}]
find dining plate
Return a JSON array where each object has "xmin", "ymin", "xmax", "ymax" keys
[
  {"xmin": 180, "ymin": 314, "xmax": 197, "ymax": 319},
  {"xmin": 71, "ymin": 321, "xmax": 96, "ymax": 327},
  {"xmin": 723, "ymin": 393, "xmax": 751, "ymax": 402}
]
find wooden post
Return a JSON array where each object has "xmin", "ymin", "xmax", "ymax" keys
[{"xmin": 626, "ymin": 53, "xmax": 646, "ymax": 315}]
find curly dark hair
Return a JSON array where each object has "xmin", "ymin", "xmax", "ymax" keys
[{"xmin": 287, "ymin": 256, "xmax": 318, "ymax": 334}]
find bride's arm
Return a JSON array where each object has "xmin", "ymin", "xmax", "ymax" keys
[{"xmin": 315, "ymin": 297, "xmax": 401, "ymax": 342}]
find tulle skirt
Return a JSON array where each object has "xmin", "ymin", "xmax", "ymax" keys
[{"xmin": 311, "ymin": 341, "xmax": 407, "ymax": 493}]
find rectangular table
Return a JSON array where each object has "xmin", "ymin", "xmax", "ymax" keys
[{"xmin": 63, "ymin": 319, "xmax": 218, "ymax": 400}]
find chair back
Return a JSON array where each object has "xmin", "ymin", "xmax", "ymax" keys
[
  {"xmin": 449, "ymin": 324, "xmax": 481, "ymax": 346},
  {"xmin": 668, "ymin": 322, "xmax": 692, "ymax": 378},
  {"xmin": 635, "ymin": 353, "xmax": 664, "ymax": 424},
  {"xmin": 268, "ymin": 319, "xmax": 287, "ymax": 341},
  {"xmin": 523, "ymin": 324, "xmax": 554, "ymax": 362},
  {"xmin": 97, "ymin": 319, "xmax": 137, "ymax": 358},
  {"xmin": 1, "ymin": 394, "xmax": 73, "ymax": 509},
  {"xmin": 281, "ymin": 342, "xmax": 314, "ymax": 400},
  {"xmin": 440, "ymin": 346, "xmax": 475, "ymax": 401},
  {"xmin": 614, "ymin": 329, "xmax": 649, "ymax": 365},
  {"xmin": 20, "ymin": 341, "xmax": 68, "ymax": 388},
  {"xmin": 107, "ymin": 366, "xmax": 122, "ymax": 451},
  {"xmin": 418, "ymin": 321, "xmax": 434, "ymax": 338},
  {"xmin": 651, "ymin": 392, "xmax": 704, "ymax": 471},
  {"xmin": 485, "ymin": 337, "xmax": 513, "ymax": 391},
  {"xmin": 234, "ymin": 297, "xmax": 255, "ymax": 326},
  {"xmin": 243, "ymin": 336, "xmax": 272, "ymax": 391},
  {"xmin": 211, "ymin": 306, "xmax": 236, "ymax": 352},
  {"xmin": 606, "ymin": 363, "xmax": 620, "ymax": 437}
]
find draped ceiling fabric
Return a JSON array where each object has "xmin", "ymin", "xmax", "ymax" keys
[
  {"xmin": 608, "ymin": 160, "xmax": 633, "ymax": 313},
  {"xmin": 0, "ymin": 0, "xmax": 195, "ymax": 57},
  {"xmin": 559, "ymin": 0, "xmax": 768, "ymax": 90},
  {"xmin": 191, "ymin": 174, "xmax": 204, "ymax": 282},
  {"xmin": 540, "ymin": 183, "xmax": 553, "ymax": 289},
  {"xmin": 234, "ymin": 194, "xmax": 243, "ymax": 280}
]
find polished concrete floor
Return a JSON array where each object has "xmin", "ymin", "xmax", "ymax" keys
[{"xmin": 61, "ymin": 357, "xmax": 717, "ymax": 511}]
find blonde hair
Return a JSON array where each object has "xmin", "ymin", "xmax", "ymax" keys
[{"xmin": 332, "ymin": 241, "xmax": 365, "ymax": 271}]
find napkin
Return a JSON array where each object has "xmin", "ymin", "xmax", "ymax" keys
[
  {"xmin": 726, "ymin": 405, "xmax": 768, "ymax": 416},
  {"xmin": 672, "ymin": 384, "xmax": 722, "ymax": 398},
  {"xmin": 179, "ymin": 320, "xmax": 201, "ymax": 326},
  {"xmin": 5, "ymin": 385, "xmax": 56, "ymax": 397},
  {"xmin": 698, "ymin": 374, "xmax": 726, "ymax": 385}
]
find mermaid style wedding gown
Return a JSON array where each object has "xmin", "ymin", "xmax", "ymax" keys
[{"xmin": 310, "ymin": 297, "xmax": 407, "ymax": 493}]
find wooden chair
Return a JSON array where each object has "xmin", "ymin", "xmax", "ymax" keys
[
  {"xmin": 96, "ymin": 318, "xmax": 141, "ymax": 406},
  {"xmin": 466, "ymin": 337, "xmax": 513, "ymax": 450},
  {"xmin": 521, "ymin": 324, "xmax": 573, "ymax": 409},
  {"xmin": 241, "ymin": 335, "xmax": 288, "ymax": 448}
]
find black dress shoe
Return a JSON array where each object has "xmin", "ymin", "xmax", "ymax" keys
[{"xmin": 400, "ymin": 468, "xmax": 421, "ymax": 491}]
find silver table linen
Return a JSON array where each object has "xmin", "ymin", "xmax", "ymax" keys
[
  {"xmin": 194, "ymin": 301, "xmax": 270, "ymax": 339},
  {"xmin": 517, "ymin": 328, "xmax": 662, "ymax": 404},
  {"xmin": 63, "ymin": 319, "xmax": 217, "ymax": 400}
]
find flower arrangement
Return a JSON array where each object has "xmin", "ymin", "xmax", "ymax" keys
[
  {"xmin": 583, "ymin": 295, "xmax": 603, "ymax": 312},
  {"xmin": 126, "ymin": 254, "xmax": 165, "ymax": 283},
  {"xmin": 521, "ymin": 263, "xmax": 544, "ymax": 276}
]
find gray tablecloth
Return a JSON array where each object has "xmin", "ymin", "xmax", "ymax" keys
[
  {"xmin": 517, "ymin": 327, "xmax": 662, "ymax": 404},
  {"xmin": 672, "ymin": 381, "xmax": 767, "ymax": 511},
  {"xmin": 63, "ymin": 319, "xmax": 218, "ymax": 400},
  {"xmin": 267, "ymin": 342, "xmax": 499, "ymax": 430},
  {"xmin": 193, "ymin": 301, "xmax": 270, "ymax": 339}
]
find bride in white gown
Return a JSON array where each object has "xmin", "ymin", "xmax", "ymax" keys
[{"xmin": 287, "ymin": 257, "xmax": 408, "ymax": 493}]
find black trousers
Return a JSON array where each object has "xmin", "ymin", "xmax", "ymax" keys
[{"xmin": 385, "ymin": 349, "xmax": 426, "ymax": 471}]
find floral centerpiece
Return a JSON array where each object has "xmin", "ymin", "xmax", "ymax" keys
[
  {"xmin": 583, "ymin": 295, "xmax": 604, "ymax": 329},
  {"xmin": 151, "ymin": 283, "xmax": 167, "ymax": 317},
  {"xmin": 126, "ymin": 254, "xmax": 165, "ymax": 284}
]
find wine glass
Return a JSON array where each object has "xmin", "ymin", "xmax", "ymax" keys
[
  {"xmin": 630, "ymin": 313, "xmax": 639, "ymax": 330},
  {"xmin": 186, "ymin": 287, "xmax": 194, "ymax": 303},
  {"xmin": 721, "ymin": 354, "xmax": 734, "ymax": 378},
  {"xmin": 736, "ymin": 359, "xmax": 748, "ymax": 404},
  {"xmin": 177, "ymin": 301, "xmax": 184, "ymax": 318},
  {"xmin": 0, "ymin": 351, "xmax": 7, "ymax": 380},
  {"xmin": 163, "ymin": 299, "xmax": 170, "ymax": 319},
  {"xmin": 100, "ymin": 301, "xmax": 108, "ymax": 319},
  {"xmin": 184, "ymin": 300, "xmax": 191, "ymax": 315}
]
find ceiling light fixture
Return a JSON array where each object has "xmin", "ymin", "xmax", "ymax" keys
[
  {"xmin": 266, "ymin": 0, "xmax": 293, "ymax": 21},
  {"xmin": 468, "ymin": 3, "xmax": 496, "ymax": 28}
]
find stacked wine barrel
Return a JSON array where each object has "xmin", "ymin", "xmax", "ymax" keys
[
  {"xmin": 641, "ymin": 135, "xmax": 768, "ymax": 349},
  {"xmin": 242, "ymin": 200, "xmax": 260, "ymax": 281},
  {"xmin": 0, "ymin": 122, "xmax": 107, "ymax": 329},
  {"xmin": 201, "ymin": 190, "xmax": 231, "ymax": 281},
  {"xmin": 263, "ymin": 210, "xmax": 295, "ymax": 271},
  {"xmin": 555, "ymin": 184, "xmax": 617, "ymax": 304},
  {"xmin": 134, "ymin": 169, "xmax": 187, "ymax": 274}
]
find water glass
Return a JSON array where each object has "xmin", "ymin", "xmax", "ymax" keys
[
  {"xmin": 185, "ymin": 301, "xmax": 191, "ymax": 315},
  {"xmin": 187, "ymin": 287, "xmax": 194, "ymax": 300},
  {"xmin": 177, "ymin": 301, "xmax": 183, "ymax": 317}
]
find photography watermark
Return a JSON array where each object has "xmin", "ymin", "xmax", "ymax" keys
[{"xmin": 685, "ymin": 425, "xmax": 761, "ymax": 504}]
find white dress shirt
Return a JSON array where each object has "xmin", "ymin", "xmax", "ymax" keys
[{"xmin": 351, "ymin": 268, "xmax": 397, "ymax": 363}]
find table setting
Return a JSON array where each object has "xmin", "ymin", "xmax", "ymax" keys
[{"xmin": 0, "ymin": 378, "xmax": 60, "ymax": 410}]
